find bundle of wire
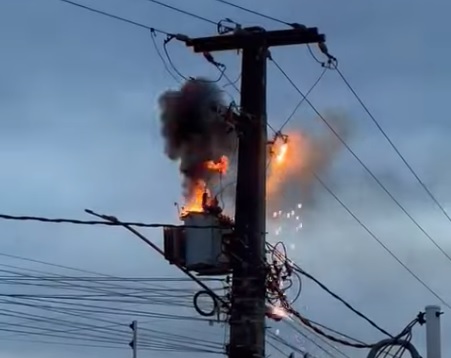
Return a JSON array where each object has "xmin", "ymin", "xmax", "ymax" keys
[{"xmin": 266, "ymin": 241, "xmax": 302, "ymax": 306}]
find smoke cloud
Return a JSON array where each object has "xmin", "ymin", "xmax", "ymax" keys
[{"xmin": 158, "ymin": 78, "xmax": 237, "ymax": 200}]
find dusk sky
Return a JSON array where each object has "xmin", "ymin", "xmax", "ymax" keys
[{"xmin": 0, "ymin": 0, "xmax": 449, "ymax": 357}]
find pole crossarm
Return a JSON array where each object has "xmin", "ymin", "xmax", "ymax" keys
[{"xmin": 186, "ymin": 27, "xmax": 325, "ymax": 52}]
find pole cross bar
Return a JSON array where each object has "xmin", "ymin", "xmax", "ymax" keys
[{"xmin": 186, "ymin": 27, "xmax": 325, "ymax": 52}]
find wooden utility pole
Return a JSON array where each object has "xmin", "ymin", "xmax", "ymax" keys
[{"xmin": 187, "ymin": 26, "xmax": 325, "ymax": 358}]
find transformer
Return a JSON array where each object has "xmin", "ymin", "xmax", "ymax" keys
[{"xmin": 164, "ymin": 211, "xmax": 233, "ymax": 275}]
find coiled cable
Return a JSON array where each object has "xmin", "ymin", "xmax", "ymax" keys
[{"xmin": 367, "ymin": 338, "xmax": 421, "ymax": 358}]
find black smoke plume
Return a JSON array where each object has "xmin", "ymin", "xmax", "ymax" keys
[{"xmin": 158, "ymin": 78, "xmax": 237, "ymax": 198}]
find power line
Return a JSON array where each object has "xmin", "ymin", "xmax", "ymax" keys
[
  {"xmin": 279, "ymin": 65, "xmax": 327, "ymax": 132},
  {"xmin": 312, "ymin": 172, "xmax": 451, "ymax": 309},
  {"xmin": 149, "ymin": 29, "xmax": 181, "ymax": 84},
  {"xmin": 0, "ymin": 272, "xmax": 225, "ymax": 352},
  {"xmin": 283, "ymin": 320, "xmax": 349, "ymax": 358},
  {"xmin": 0, "ymin": 212, "xmax": 221, "ymax": 228},
  {"xmin": 334, "ymin": 66, "xmax": 451, "ymax": 225},
  {"xmin": 274, "ymin": 181, "xmax": 451, "ymax": 312},
  {"xmin": 209, "ymin": 0, "xmax": 291, "ymax": 26},
  {"xmin": 143, "ymin": 0, "xmax": 220, "ymax": 26},
  {"xmin": 270, "ymin": 57, "xmax": 451, "ymax": 266},
  {"xmin": 56, "ymin": 0, "xmax": 172, "ymax": 35}
]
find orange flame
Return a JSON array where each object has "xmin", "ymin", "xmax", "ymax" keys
[
  {"xmin": 182, "ymin": 182, "xmax": 208, "ymax": 215},
  {"xmin": 180, "ymin": 156, "xmax": 229, "ymax": 217},
  {"xmin": 205, "ymin": 155, "xmax": 229, "ymax": 174},
  {"xmin": 267, "ymin": 132, "xmax": 307, "ymax": 199}
]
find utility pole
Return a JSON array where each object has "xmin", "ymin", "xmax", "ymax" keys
[
  {"xmin": 129, "ymin": 320, "xmax": 138, "ymax": 358},
  {"xmin": 425, "ymin": 305, "xmax": 442, "ymax": 358},
  {"xmin": 187, "ymin": 26, "xmax": 325, "ymax": 358}
]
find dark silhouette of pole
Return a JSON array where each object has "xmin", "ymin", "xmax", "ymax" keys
[{"xmin": 187, "ymin": 26, "xmax": 325, "ymax": 358}]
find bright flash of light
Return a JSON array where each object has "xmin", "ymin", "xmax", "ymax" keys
[
  {"xmin": 267, "ymin": 132, "xmax": 308, "ymax": 200},
  {"xmin": 275, "ymin": 143, "xmax": 288, "ymax": 163},
  {"xmin": 271, "ymin": 304, "xmax": 288, "ymax": 319}
]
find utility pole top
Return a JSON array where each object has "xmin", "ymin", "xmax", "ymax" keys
[{"xmin": 186, "ymin": 26, "xmax": 325, "ymax": 52}]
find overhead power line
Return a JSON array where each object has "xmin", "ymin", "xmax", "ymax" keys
[
  {"xmin": 279, "ymin": 65, "xmax": 327, "ymax": 132},
  {"xmin": 57, "ymin": 0, "xmax": 172, "ymax": 35},
  {"xmin": 312, "ymin": 172, "xmax": 451, "ymax": 309},
  {"xmin": 270, "ymin": 57, "xmax": 451, "ymax": 265},
  {"xmin": 143, "ymin": 0, "xmax": 220, "ymax": 26},
  {"xmin": 209, "ymin": 0, "xmax": 291, "ymax": 26},
  {"xmin": 334, "ymin": 66, "xmax": 451, "ymax": 224},
  {"xmin": 0, "ymin": 212, "xmax": 220, "ymax": 228},
  {"xmin": 0, "ymin": 254, "xmax": 227, "ymax": 352}
]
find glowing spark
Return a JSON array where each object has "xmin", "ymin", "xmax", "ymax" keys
[
  {"xmin": 295, "ymin": 216, "xmax": 300, "ymax": 220},
  {"xmin": 297, "ymin": 203, "xmax": 302, "ymax": 209},
  {"xmin": 271, "ymin": 305, "xmax": 287, "ymax": 319},
  {"xmin": 291, "ymin": 210, "xmax": 295, "ymax": 216},
  {"xmin": 275, "ymin": 143, "xmax": 288, "ymax": 163}
]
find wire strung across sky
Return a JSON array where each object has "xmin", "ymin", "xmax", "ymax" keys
[
  {"xmin": 0, "ymin": 248, "xmax": 336, "ymax": 356},
  {"xmin": 0, "ymin": 212, "xmax": 220, "ymax": 228},
  {"xmin": 0, "ymin": 249, "xmax": 228, "ymax": 353}
]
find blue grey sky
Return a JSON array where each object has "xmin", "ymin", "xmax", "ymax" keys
[{"xmin": 0, "ymin": 0, "xmax": 450, "ymax": 357}]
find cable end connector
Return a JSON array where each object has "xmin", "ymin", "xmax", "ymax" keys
[
  {"xmin": 417, "ymin": 311, "xmax": 426, "ymax": 325},
  {"xmin": 318, "ymin": 42, "xmax": 337, "ymax": 62},
  {"xmin": 289, "ymin": 23, "xmax": 307, "ymax": 30},
  {"xmin": 203, "ymin": 52, "xmax": 225, "ymax": 68},
  {"xmin": 165, "ymin": 33, "xmax": 191, "ymax": 45}
]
